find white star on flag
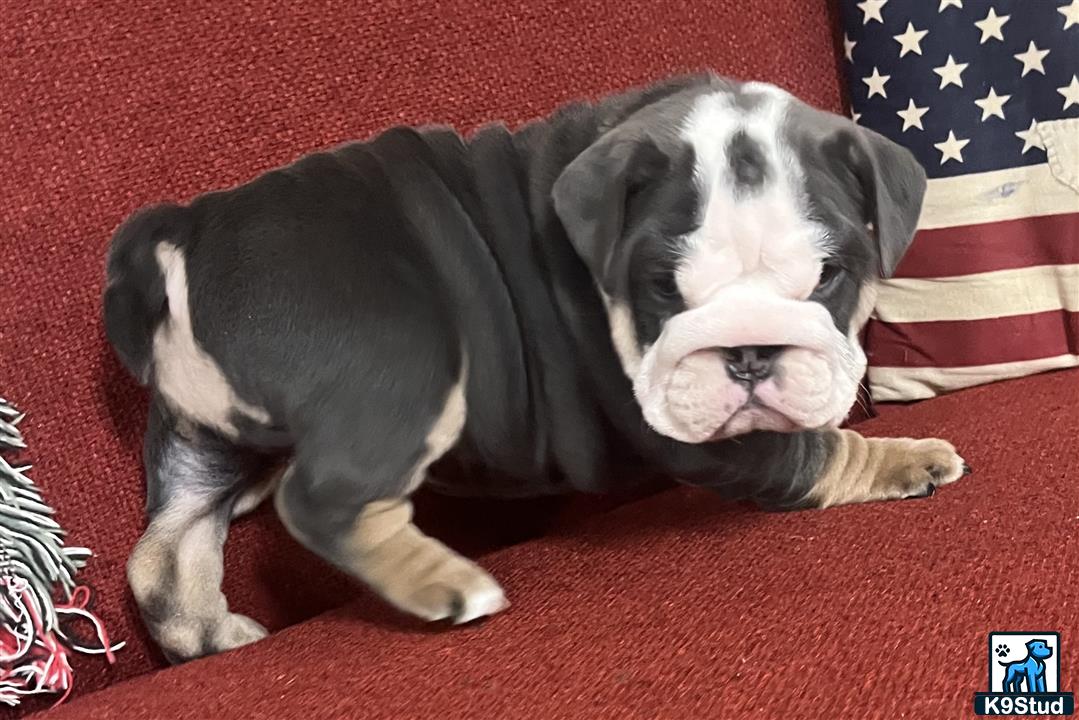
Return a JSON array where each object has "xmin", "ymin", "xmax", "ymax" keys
[
  {"xmin": 1014, "ymin": 119, "xmax": 1045, "ymax": 154},
  {"xmin": 856, "ymin": 0, "xmax": 887, "ymax": 24},
  {"xmin": 894, "ymin": 22, "xmax": 928, "ymax": 57},
  {"xmin": 1059, "ymin": 0, "xmax": 1079, "ymax": 30},
  {"xmin": 974, "ymin": 8, "xmax": 1010, "ymax": 44},
  {"xmin": 1058, "ymin": 76, "xmax": 1079, "ymax": 110},
  {"xmin": 974, "ymin": 87, "xmax": 1010, "ymax": 121},
  {"xmin": 851, "ymin": 110, "xmax": 862, "ymax": 124},
  {"xmin": 862, "ymin": 67, "xmax": 890, "ymax": 98},
  {"xmin": 896, "ymin": 99, "xmax": 929, "ymax": 131},
  {"xmin": 934, "ymin": 55, "xmax": 969, "ymax": 89},
  {"xmin": 934, "ymin": 130, "xmax": 970, "ymax": 164},
  {"xmin": 1014, "ymin": 41, "xmax": 1050, "ymax": 77},
  {"xmin": 843, "ymin": 33, "xmax": 857, "ymax": 62},
  {"xmin": 939, "ymin": 0, "xmax": 962, "ymax": 10}
]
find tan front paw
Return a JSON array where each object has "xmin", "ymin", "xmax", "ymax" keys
[
  {"xmin": 870, "ymin": 437, "xmax": 970, "ymax": 501},
  {"xmin": 808, "ymin": 430, "xmax": 971, "ymax": 508}
]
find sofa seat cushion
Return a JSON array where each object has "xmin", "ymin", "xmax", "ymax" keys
[{"xmin": 33, "ymin": 369, "xmax": 1079, "ymax": 719}]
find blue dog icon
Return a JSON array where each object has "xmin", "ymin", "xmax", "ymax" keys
[{"xmin": 1000, "ymin": 639, "xmax": 1053, "ymax": 693}]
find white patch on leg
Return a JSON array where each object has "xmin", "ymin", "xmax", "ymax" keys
[{"xmin": 452, "ymin": 579, "xmax": 511, "ymax": 625}]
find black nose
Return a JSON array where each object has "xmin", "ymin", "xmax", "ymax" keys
[{"xmin": 719, "ymin": 345, "xmax": 784, "ymax": 384}]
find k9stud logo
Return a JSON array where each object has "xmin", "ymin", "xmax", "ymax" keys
[{"xmin": 975, "ymin": 632, "xmax": 1074, "ymax": 716}]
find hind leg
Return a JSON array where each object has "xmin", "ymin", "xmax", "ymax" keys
[
  {"xmin": 275, "ymin": 378, "xmax": 506, "ymax": 623},
  {"xmin": 127, "ymin": 400, "xmax": 268, "ymax": 663}
]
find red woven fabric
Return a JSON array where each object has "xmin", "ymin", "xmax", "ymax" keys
[
  {"xmin": 32, "ymin": 368, "xmax": 1079, "ymax": 720},
  {"xmin": 0, "ymin": 0, "xmax": 845, "ymax": 710}
]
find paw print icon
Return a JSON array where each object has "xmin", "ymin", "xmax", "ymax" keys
[{"xmin": 994, "ymin": 643, "xmax": 1010, "ymax": 659}]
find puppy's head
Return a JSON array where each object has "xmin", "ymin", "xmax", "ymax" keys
[{"xmin": 553, "ymin": 76, "xmax": 926, "ymax": 443}]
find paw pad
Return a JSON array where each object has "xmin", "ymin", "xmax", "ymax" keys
[{"xmin": 995, "ymin": 643, "xmax": 1010, "ymax": 658}]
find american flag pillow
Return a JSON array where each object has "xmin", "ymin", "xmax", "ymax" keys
[{"xmin": 839, "ymin": 0, "xmax": 1079, "ymax": 402}]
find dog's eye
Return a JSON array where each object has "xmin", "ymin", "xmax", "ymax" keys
[
  {"xmin": 651, "ymin": 270, "xmax": 680, "ymax": 300},
  {"xmin": 817, "ymin": 262, "xmax": 844, "ymax": 291},
  {"xmin": 651, "ymin": 273, "xmax": 677, "ymax": 302}
]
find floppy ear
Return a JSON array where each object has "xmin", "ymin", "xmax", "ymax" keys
[
  {"xmin": 858, "ymin": 127, "xmax": 927, "ymax": 277},
  {"xmin": 828, "ymin": 126, "xmax": 927, "ymax": 278},
  {"xmin": 552, "ymin": 133, "xmax": 668, "ymax": 292}
]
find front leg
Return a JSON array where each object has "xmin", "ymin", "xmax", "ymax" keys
[
  {"xmin": 803, "ymin": 429, "xmax": 970, "ymax": 509},
  {"xmin": 663, "ymin": 427, "xmax": 968, "ymax": 510}
]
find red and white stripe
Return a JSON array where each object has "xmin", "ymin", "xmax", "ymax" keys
[{"xmin": 866, "ymin": 118, "xmax": 1079, "ymax": 402}]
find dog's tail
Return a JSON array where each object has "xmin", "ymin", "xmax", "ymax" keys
[
  {"xmin": 103, "ymin": 203, "xmax": 192, "ymax": 384},
  {"xmin": 998, "ymin": 661, "xmax": 1011, "ymax": 667}
]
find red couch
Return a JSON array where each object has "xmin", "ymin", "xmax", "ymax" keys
[{"xmin": 3, "ymin": 1, "xmax": 1076, "ymax": 717}]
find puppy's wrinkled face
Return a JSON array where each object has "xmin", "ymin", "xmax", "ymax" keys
[{"xmin": 554, "ymin": 77, "xmax": 926, "ymax": 443}]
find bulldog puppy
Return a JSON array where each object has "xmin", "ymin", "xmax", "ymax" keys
[{"xmin": 104, "ymin": 72, "xmax": 969, "ymax": 663}]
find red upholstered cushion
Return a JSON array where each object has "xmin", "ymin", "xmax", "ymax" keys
[
  {"xmin": 0, "ymin": 0, "xmax": 845, "ymax": 710},
  {"xmin": 31, "ymin": 369, "xmax": 1079, "ymax": 720}
]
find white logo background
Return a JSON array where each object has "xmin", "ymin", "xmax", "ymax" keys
[{"xmin": 991, "ymin": 632, "xmax": 1061, "ymax": 693}]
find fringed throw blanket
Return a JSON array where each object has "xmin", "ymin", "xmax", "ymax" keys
[{"xmin": 0, "ymin": 398, "xmax": 122, "ymax": 707}]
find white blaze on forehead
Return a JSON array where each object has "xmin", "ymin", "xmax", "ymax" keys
[{"xmin": 675, "ymin": 88, "xmax": 829, "ymax": 308}]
